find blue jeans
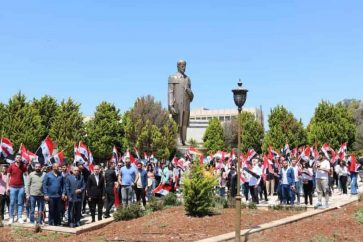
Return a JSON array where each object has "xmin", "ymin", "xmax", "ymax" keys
[
  {"xmin": 9, "ymin": 187, "xmax": 24, "ymax": 220},
  {"xmin": 291, "ymin": 181, "xmax": 302, "ymax": 204},
  {"xmin": 219, "ymin": 187, "xmax": 226, "ymax": 198},
  {"xmin": 121, "ymin": 186, "xmax": 133, "ymax": 206},
  {"xmin": 351, "ymin": 173, "xmax": 358, "ymax": 195},
  {"xmin": 281, "ymin": 184, "xmax": 291, "ymax": 204},
  {"xmin": 30, "ymin": 196, "xmax": 44, "ymax": 224}
]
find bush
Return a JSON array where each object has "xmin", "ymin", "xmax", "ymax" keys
[
  {"xmin": 183, "ymin": 161, "xmax": 218, "ymax": 216},
  {"xmin": 147, "ymin": 197, "xmax": 164, "ymax": 212},
  {"xmin": 163, "ymin": 192, "xmax": 180, "ymax": 206},
  {"xmin": 113, "ymin": 204, "xmax": 144, "ymax": 221}
]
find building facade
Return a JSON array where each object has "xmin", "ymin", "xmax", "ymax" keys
[{"xmin": 186, "ymin": 107, "xmax": 263, "ymax": 144}]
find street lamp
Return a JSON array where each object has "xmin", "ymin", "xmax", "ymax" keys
[{"xmin": 232, "ymin": 79, "xmax": 248, "ymax": 242}]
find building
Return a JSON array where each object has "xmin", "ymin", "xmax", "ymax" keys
[{"xmin": 186, "ymin": 107, "xmax": 263, "ymax": 144}]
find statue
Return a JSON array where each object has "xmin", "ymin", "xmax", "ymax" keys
[{"xmin": 168, "ymin": 60, "xmax": 194, "ymax": 146}]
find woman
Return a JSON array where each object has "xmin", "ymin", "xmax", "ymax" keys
[
  {"xmin": 301, "ymin": 162, "xmax": 314, "ymax": 205},
  {"xmin": 146, "ymin": 164, "xmax": 155, "ymax": 200},
  {"xmin": 219, "ymin": 168, "xmax": 228, "ymax": 198},
  {"xmin": 335, "ymin": 160, "xmax": 349, "ymax": 194},
  {"xmin": 0, "ymin": 165, "xmax": 10, "ymax": 221}
]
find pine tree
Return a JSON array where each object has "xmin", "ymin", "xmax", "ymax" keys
[
  {"xmin": 262, "ymin": 105, "xmax": 306, "ymax": 152},
  {"xmin": 203, "ymin": 117, "xmax": 225, "ymax": 153},
  {"xmin": 307, "ymin": 101, "xmax": 356, "ymax": 150},
  {"xmin": 86, "ymin": 101, "xmax": 123, "ymax": 162},
  {"xmin": 183, "ymin": 161, "xmax": 217, "ymax": 216},
  {"xmin": 32, "ymin": 95, "xmax": 59, "ymax": 139},
  {"xmin": 2, "ymin": 92, "xmax": 44, "ymax": 151},
  {"xmin": 49, "ymin": 98, "xmax": 85, "ymax": 157},
  {"xmin": 122, "ymin": 95, "xmax": 177, "ymax": 159}
]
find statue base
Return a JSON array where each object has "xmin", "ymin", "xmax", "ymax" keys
[{"xmin": 175, "ymin": 146, "xmax": 190, "ymax": 156}]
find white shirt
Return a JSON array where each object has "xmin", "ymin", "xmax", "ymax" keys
[
  {"xmin": 292, "ymin": 166, "xmax": 300, "ymax": 182},
  {"xmin": 249, "ymin": 165, "xmax": 262, "ymax": 186},
  {"xmin": 95, "ymin": 174, "xmax": 99, "ymax": 186},
  {"xmin": 315, "ymin": 159, "xmax": 330, "ymax": 180},
  {"xmin": 281, "ymin": 168, "xmax": 289, "ymax": 185}
]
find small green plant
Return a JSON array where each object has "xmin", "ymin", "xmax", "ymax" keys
[
  {"xmin": 358, "ymin": 193, "xmax": 363, "ymax": 202},
  {"xmin": 147, "ymin": 197, "xmax": 164, "ymax": 212},
  {"xmin": 248, "ymin": 202, "xmax": 257, "ymax": 209},
  {"xmin": 183, "ymin": 160, "xmax": 218, "ymax": 216},
  {"xmin": 270, "ymin": 204, "xmax": 283, "ymax": 210},
  {"xmin": 355, "ymin": 208, "xmax": 363, "ymax": 224},
  {"xmin": 113, "ymin": 204, "xmax": 144, "ymax": 221},
  {"xmin": 214, "ymin": 196, "xmax": 229, "ymax": 209},
  {"xmin": 163, "ymin": 192, "xmax": 180, "ymax": 206},
  {"xmin": 240, "ymin": 202, "xmax": 247, "ymax": 209},
  {"xmin": 311, "ymin": 235, "xmax": 333, "ymax": 242}
]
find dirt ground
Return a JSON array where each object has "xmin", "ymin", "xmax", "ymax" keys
[
  {"xmin": 248, "ymin": 202, "xmax": 363, "ymax": 242},
  {"xmin": 0, "ymin": 206, "xmax": 299, "ymax": 242}
]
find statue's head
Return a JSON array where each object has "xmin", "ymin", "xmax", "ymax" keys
[{"xmin": 177, "ymin": 59, "xmax": 186, "ymax": 75}]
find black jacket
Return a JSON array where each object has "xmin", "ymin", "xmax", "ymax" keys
[{"xmin": 86, "ymin": 173, "xmax": 105, "ymax": 198}]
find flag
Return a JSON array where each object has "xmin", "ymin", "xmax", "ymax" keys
[
  {"xmin": 261, "ymin": 155, "xmax": 271, "ymax": 179},
  {"xmin": 283, "ymin": 143, "xmax": 291, "ymax": 156},
  {"xmin": 52, "ymin": 151, "xmax": 65, "ymax": 166},
  {"xmin": 0, "ymin": 137, "xmax": 14, "ymax": 158},
  {"xmin": 300, "ymin": 146, "xmax": 311, "ymax": 161},
  {"xmin": 36, "ymin": 135, "xmax": 54, "ymax": 166},
  {"xmin": 338, "ymin": 142, "xmax": 347, "ymax": 160},
  {"xmin": 246, "ymin": 149, "xmax": 257, "ymax": 162},
  {"xmin": 153, "ymin": 183, "xmax": 172, "ymax": 196},
  {"xmin": 134, "ymin": 147, "xmax": 140, "ymax": 159},
  {"xmin": 112, "ymin": 146, "xmax": 119, "ymax": 163},
  {"xmin": 348, "ymin": 154, "xmax": 360, "ymax": 173},
  {"xmin": 74, "ymin": 147, "xmax": 85, "ymax": 164},
  {"xmin": 20, "ymin": 144, "xmax": 38, "ymax": 164},
  {"xmin": 321, "ymin": 144, "xmax": 331, "ymax": 159},
  {"xmin": 78, "ymin": 141, "xmax": 89, "ymax": 160},
  {"xmin": 114, "ymin": 186, "xmax": 120, "ymax": 208}
]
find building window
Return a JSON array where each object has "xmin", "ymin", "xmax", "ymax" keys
[
  {"xmin": 201, "ymin": 117, "xmax": 206, "ymax": 120},
  {"xmin": 219, "ymin": 116, "xmax": 225, "ymax": 121},
  {"xmin": 225, "ymin": 116, "xmax": 230, "ymax": 121}
]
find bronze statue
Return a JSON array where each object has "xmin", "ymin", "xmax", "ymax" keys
[{"xmin": 168, "ymin": 60, "xmax": 194, "ymax": 146}]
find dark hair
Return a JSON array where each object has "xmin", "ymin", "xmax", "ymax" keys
[{"xmin": 147, "ymin": 164, "xmax": 153, "ymax": 172}]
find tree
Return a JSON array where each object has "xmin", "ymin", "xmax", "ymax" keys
[
  {"xmin": 223, "ymin": 112, "xmax": 264, "ymax": 153},
  {"xmin": 262, "ymin": 105, "xmax": 307, "ymax": 152},
  {"xmin": 122, "ymin": 95, "xmax": 177, "ymax": 159},
  {"xmin": 203, "ymin": 117, "xmax": 225, "ymax": 153},
  {"xmin": 49, "ymin": 98, "xmax": 85, "ymax": 158},
  {"xmin": 307, "ymin": 101, "xmax": 356, "ymax": 150},
  {"xmin": 341, "ymin": 99, "xmax": 363, "ymax": 151},
  {"xmin": 86, "ymin": 101, "xmax": 123, "ymax": 162},
  {"xmin": 32, "ymin": 95, "xmax": 59, "ymax": 139},
  {"xmin": 183, "ymin": 161, "xmax": 217, "ymax": 216},
  {"xmin": 2, "ymin": 92, "xmax": 44, "ymax": 151}
]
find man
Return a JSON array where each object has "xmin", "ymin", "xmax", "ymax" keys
[
  {"xmin": 60, "ymin": 164, "xmax": 70, "ymax": 223},
  {"xmin": 78, "ymin": 163, "xmax": 90, "ymax": 215},
  {"xmin": 134, "ymin": 162, "xmax": 147, "ymax": 207},
  {"xmin": 0, "ymin": 165, "xmax": 9, "ymax": 221},
  {"xmin": 104, "ymin": 161, "xmax": 118, "ymax": 218},
  {"xmin": 279, "ymin": 160, "xmax": 295, "ymax": 205},
  {"xmin": 43, "ymin": 163, "xmax": 64, "ymax": 226},
  {"xmin": 168, "ymin": 59, "xmax": 194, "ymax": 145},
  {"xmin": 65, "ymin": 166, "xmax": 85, "ymax": 227},
  {"xmin": 315, "ymin": 153, "xmax": 331, "ymax": 208},
  {"xmin": 291, "ymin": 159, "xmax": 302, "ymax": 205},
  {"xmin": 86, "ymin": 165, "xmax": 105, "ymax": 223},
  {"xmin": 248, "ymin": 159, "xmax": 262, "ymax": 204},
  {"xmin": 120, "ymin": 157, "xmax": 136, "ymax": 207},
  {"xmin": 26, "ymin": 163, "xmax": 44, "ymax": 224},
  {"xmin": 6, "ymin": 154, "xmax": 27, "ymax": 224}
]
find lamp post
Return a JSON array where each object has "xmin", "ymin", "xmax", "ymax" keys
[{"xmin": 232, "ymin": 79, "xmax": 248, "ymax": 242}]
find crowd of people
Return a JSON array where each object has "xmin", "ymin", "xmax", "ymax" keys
[
  {"xmin": 0, "ymin": 154, "xmax": 181, "ymax": 227},
  {"xmin": 216, "ymin": 151, "xmax": 362, "ymax": 208},
  {"xmin": 0, "ymin": 148, "xmax": 362, "ymax": 228}
]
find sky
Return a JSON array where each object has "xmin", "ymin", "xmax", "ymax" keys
[{"xmin": 0, "ymin": 1, "xmax": 362, "ymax": 127}]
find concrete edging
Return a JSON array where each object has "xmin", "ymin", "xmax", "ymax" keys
[{"xmin": 197, "ymin": 196, "xmax": 360, "ymax": 242}]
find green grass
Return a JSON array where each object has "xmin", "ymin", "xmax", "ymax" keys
[
  {"xmin": 12, "ymin": 227, "xmax": 60, "ymax": 241},
  {"xmin": 310, "ymin": 235, "xmax": 333, "ymax": 242},
  {"xmin": 355, "ymin": 208, "xmax": 363, "ymax": 224}
]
